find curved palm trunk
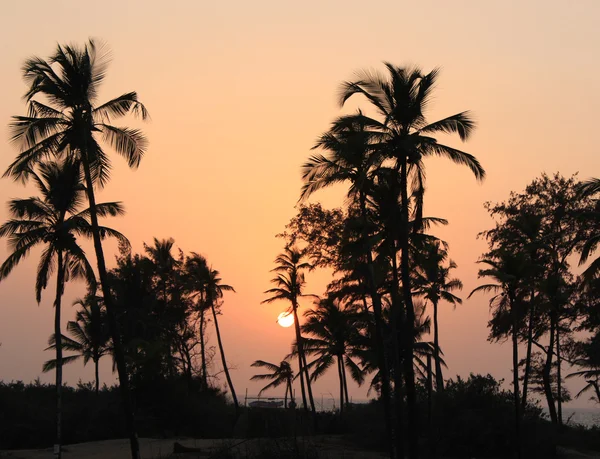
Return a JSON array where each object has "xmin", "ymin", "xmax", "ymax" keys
[
  {"xmin": 556, "ymin": 322, "xmax": 563, "ymax": 427},
  {"xmin": 342, "ymin": 358, "xmax": 350, "ymax": 408},
  {"xmin": 543, "ymin": 315, "xmax": 558, "ymax": 424},
  {"xmin": 432, "ymin": 299, "xmax": 444, "ymax": 392},
  {"xmin": 359, "ymin": 193, "xmax": 396, "ymax": 459},
  {"xmin": 399, "ymin": 159, "xmax": 419, "ymax": 459},
  {"xmin": 301, "ymin": 347, "xmax": 317, "ymax": 416},
  {"xmin": 199, "ymin": 308, "xmax": 208, "ymax": 389},
  {"xmin": 54, "ymin": 251, "xmax": 65, "ymax": 459},
  {"xmin": 292, "ymin": 304, "xmax": 309, "ymax": 412},
  {"xmin": 337, "ymin": 355, "xmax": 344, "ymax": 414},
  {"xmin": 210, "ymin": 303, "xmax": 239, "ymax": 416},
  {"xmin": 510, "ymin": 293, "xmax": 521, "ymax": 459},
  {"xmin": 94, "ymin": 357, "xmax": 100, "ymax": 395},
  {"xmin": 81, "ymin": 161, "xmax": 140, "ymax": 459},
  {"xmin": 521, "ymin": 294, "xmax": 535, "ymax": 410}
]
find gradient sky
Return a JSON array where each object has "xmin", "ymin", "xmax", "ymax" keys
[{"xmin": 0, "ymin": 1, "xmax": 599, "ymax": 408}]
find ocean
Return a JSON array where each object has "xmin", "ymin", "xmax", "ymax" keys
[
  {"xmin": 551, "ymin": 407, "xmax": 600, "ymax": 428},
  {"xmin": 247, "ymin": 396, "xmax": 600, "ymax": 428}
]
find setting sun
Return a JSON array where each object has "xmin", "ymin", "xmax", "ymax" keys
[{"xmin": 277, "ymin": 312, "xmax": 294, "ymax": 328}]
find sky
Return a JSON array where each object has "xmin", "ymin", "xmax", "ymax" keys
[{"xmin": 0, "ymin": 1, "xmax": 599, "ymax": 409}]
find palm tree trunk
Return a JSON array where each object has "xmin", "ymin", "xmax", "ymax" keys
[
  {"xmin": 521, "ymin": 295, "xmax": 535, "ymax": 410},
  {"xmin": 54, "ymin": 251, "xmax": 65, "ymax": 459},
  {"xmin": 399, "ymin": 159, "xmax": 419, "ymax": 459},
  {"xmin": 543, "ymin": 315, "xmax": 558, "ymax": 424},
  {"xmin": 388, "ymin": 247, "xmax": 405, "ymax": 459},
  {"xmin": 304, "ymin": 351, "xmax": 317, "ymax": 414},
  {"xmin": 433, "ymin": 299, "xmax": 444, "ymax": 392},
  {"xmin": 510, "ymin": 294, "xmax": 521, "ymax": 459},
  {"xmin": 426, "ymin": 354, "xmax": 435, "ymax": 459},
  {"xmin": 210, "ymin": 303, "xmax": 239, "ymax": 416},
  {"xmin": 81, "ymin": 160, "xmax": 140, "ymax": 459},
  {"xmin": 292, "ymin": 305, "xmax": 309, "ymax": 412},
  {"xmin": 337, "ymin": 355, "xmax": 344, "ymax": 414},
  {"xmin": 199, "ymin": 307, "xmax": 208, "ymax": 389},
  {"xmin": 359, "ymin": 193, "xmax": 396, "ymax": 459},
  {"xmin": 556, "ymin": 321, "xmax": 563, "ymax": 427},
  {"xmin": 342, "ymin": 358, "xmax": 350, "ymax": 408},
  {"xmin": 94, "ymin": 355, "xmax": 100, "ymax": 395}
]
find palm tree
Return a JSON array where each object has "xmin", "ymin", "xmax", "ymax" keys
[
  {"xmin": 262, "ymin": 246, "xmax": 317, "ymax": 416},
  {"xmin": 414, "ymin": 241, "xmax": 462, "ymax": 392},
  {"xmin": 469, "ymin": 252, "xmax": 526, "ymax": 459},
  {"xmin": 301, "ymin": 117, "xmax": 396, "ymax": 449},
  {"xmin": 43, "ymin": 294, "xmax": 111, "ymax": 394},
  {"xmin": 0, "ymin": 159, "xmax": 125, "ymax": 458},
  {"xmin": 251, "ymin": 359, "xmax": 295, "ymax": 408},
  {"xmin": 144, "ymin": 237, "xmax": 179, "ymax": 376},
  {"xmin": 204, "ymin": 265, "xmax": 239, "ymax": 416},
  {"xmin": 301, "ymin": 297, "xmax": 364, "ymax": 413},
  {"xmin": 184, "ymin": 253, "xmax": 212, "ymax": 389},
  {"xmin": 5, "ymin": 40, "xmax": 148, "ymax": 459},
  {"xmin": 578, "ymin": 178, "xmax": 600, "ymax": 282},
  {"xmin": 338, "ymin": 65, "xmax": 485, "ymax": 459}
]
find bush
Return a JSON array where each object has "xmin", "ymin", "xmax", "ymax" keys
[{"xmin": 0, "ymin": 377, "xmax": 234, "ymax": 449}]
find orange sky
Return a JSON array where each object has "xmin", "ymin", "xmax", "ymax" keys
[{"xmin": 0, "ymin": 1, "xmax": 599, "ymax": 408}]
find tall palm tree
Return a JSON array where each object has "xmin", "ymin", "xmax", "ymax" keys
[
  {"xmin": 413, "ymin": 241, "xmax": 462, "ymax": 392},
  {"xmin": 5, "ymin": 40, "xmax": 148, "ymax": 459},
  {"xmin": 144, "ymin": 237, "xmax": 179, "ymax": 376},
  {"xmin": 301, "ymin": 118, "xmax": 396, "ymax": 450},
  {"xmin": 251, "ymin": 359, "xmax": 295, "ymax": 408},
  {"xmin": 0, "ymin": 159, "xmax": 125, "ymax": 458},
  {"xmin": 301, "ymin": 297, "xmax": 364, "ymax": 413},
  {"xmin": 262, "ymin": 246, "xmax": 317, "ymax": 416},
  {"xmin": 339, "ymin": 63, "xmax": 485, "ymax": 459},
  {"xmin": 469, "ymin": 252, "xmax": 526, "ymax": 459},
  {"xmin": 204, "ymin": 266, "xmax": 239, "ymax": 416},
  {"xmin": 184, "ymin": 253, "xmax": 212, "ymax": 389},
  {"xmin": 578, "ymin": 178, "xmax": 600, "ymax": 282},
  {"xmin": 43, "ymin": 294, "xmax": 111, "ymax": 395}
]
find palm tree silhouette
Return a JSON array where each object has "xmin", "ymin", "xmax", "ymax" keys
[
  {"xmin": 44, "ymin": 294, "xmax": 111, "ymax": 394},
  {"xmin": 204, "ymin": 266, "xmax": 238, "ymax": 416},
  {"xmin": 5, "ymin": 40, "xmax": 148, "ymax": 459},
  {"xmin": 250, "ymin": 359, "xmax": 295, "ymax": 408},
  {"xmin": 414, "ymin": 241, "xmax": 462, "ymax": 392},
  {"xmin": 469, "ymin": 252, "xmax": 527, "ymax": 459},
  {"xmin": 578, "ymin": 178, "xmax": 600, "ymax": 282},
  {"xmin": 301, "ymin": 117, "xmax": 396, "ymax": 445},
  {"xmin": 184, "ymin": 253, "xmax": 212, "ymax": 389},
  {"xmin": 0, "ymin": 159, "xmax": 125, "ymax": 458},
  {"xmin": 144, "ymin": 237, "xmax": 180, "ymax": 377},
  {"xmin": 339, "ymin": 64, "xmax": 485, "ymax": 459},
  {"xmin": 262, "ymin": 246, "xmax": 317, "ymax": 416},
  {"xmin": 301, "ymin": 297, "xmax": 364, "ymax": 413}
]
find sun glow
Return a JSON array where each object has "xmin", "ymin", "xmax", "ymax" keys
[{"xmin": 277, "ymin": 312, "xmax": 294, "ymax": 328}]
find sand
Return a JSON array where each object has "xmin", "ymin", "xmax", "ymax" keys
[{"xmin": 0, "ymin": 436, "xmax": 388, "ymax": 459}]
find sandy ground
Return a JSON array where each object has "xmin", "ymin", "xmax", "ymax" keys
[
  {"xmin": 2, "ymin": 439, "xmax": 599, "ymax": 459},
  {"xmin": 0, "ymin": 436, "xmax": 388, "ymax": 459}
]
